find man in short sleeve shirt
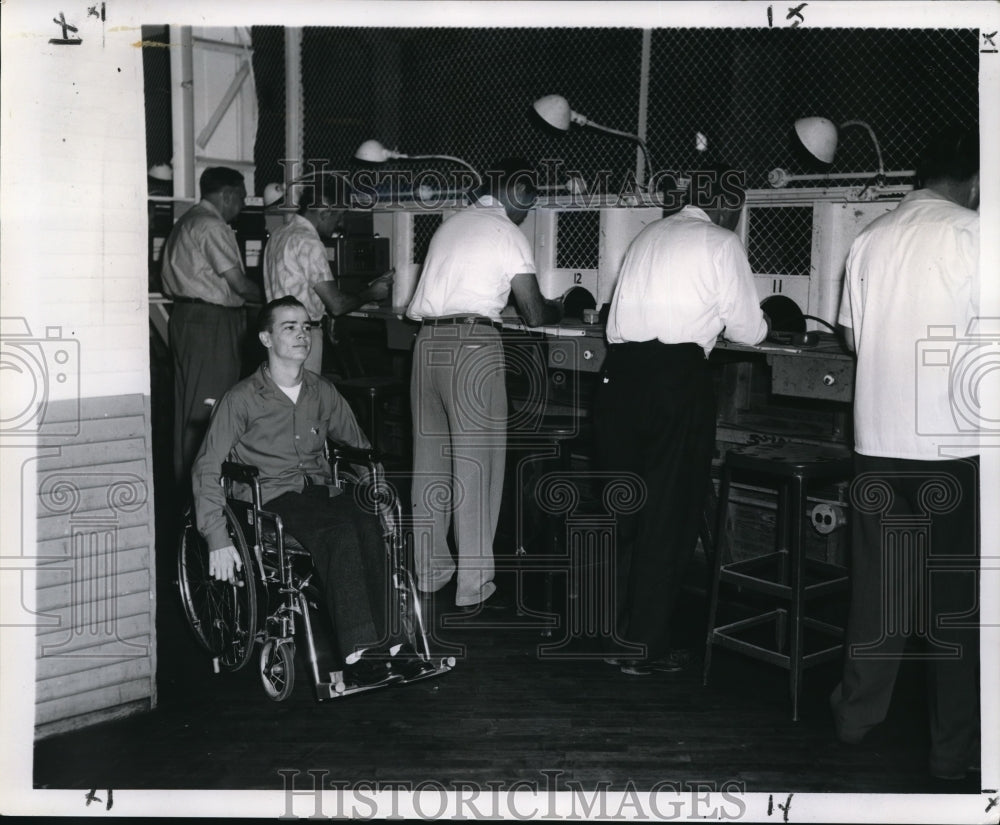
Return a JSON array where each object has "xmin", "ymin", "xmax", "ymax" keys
[
  {"xmin": 831, "ymin": 128, "xmax": 981, "ymax": 782},
  {"xmin": 161, "ymin": 166, "xmax": 261, "ymax": 490},
  {"xmin": 406, "ymin": 158, "xmax": 562, "ymax": 609}
]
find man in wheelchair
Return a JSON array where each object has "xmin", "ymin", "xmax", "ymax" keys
[{"xmin": 191, "ymin": 295, "xmax": 434, "ymax": 689}]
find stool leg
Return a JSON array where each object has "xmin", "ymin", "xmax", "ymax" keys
[
  {"xmin": 789, "ymin": 472, "xmax": 806, "ymax": 722},
  {"xmin": 775, "ymin": 482, "xmax": 790, "ymax": 656},
  {"xmin": 703, "ymin": 465, "xmax": 730, "ymax": 687},
  {"xmin": 367, "ymin": 389, "xmax": 379, "ymax": 453}
]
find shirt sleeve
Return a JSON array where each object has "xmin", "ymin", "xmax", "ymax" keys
[
  {"xmin": 506, "ymin": 223, "xmax": 536, "ymax": 275},
  {"xmin": 192, "ymin": 391, "xmax": 247, "ymax": 550},
  {"xmin": 300, "ymin": 236, "xmax": 334, "ymax": 295},
  {"xmin": 201, "ymin": 219, "xmax": 244, "ymax": 277},
  {"xmin": 716, "ymin": 234, "xmax": 767, "ymax": 345}
]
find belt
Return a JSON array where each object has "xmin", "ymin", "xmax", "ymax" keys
[
  {"xmin": 421, "ymin": 315, "xmax": 502, "ymax": 331},
  {"xmin": 171, "ymin": 296, "xmax": 240, "ymax": 309}
]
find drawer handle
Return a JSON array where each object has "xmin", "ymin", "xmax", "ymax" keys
[
  {"xmin": 823, "ymin": 374, "xmax": 836, "ymax": 387},
  {"xmin": 583, "ymin": 350, "xmax": 594, "ymax": 361}
]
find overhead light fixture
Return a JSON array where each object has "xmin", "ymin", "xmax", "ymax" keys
[
  {"xmin": 354, "ymin": 140, "xmax": 482, "ymax": 190},
  {"xmin": 532, "ymin": 94, "xmax": 654, "ymax": 186},
  {"xmin": 769, "ymin": 116, "xmax": 912, "ymax": 190}
]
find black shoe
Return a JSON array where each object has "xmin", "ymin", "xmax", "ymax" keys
[
  {"xmin": 343, "ymin": 656, "xmax": 398, "ymax": 689},
  {"xmin": 390, "ymin": 645, "xmax": 438, "ymax": 682},
  {"xmin": 456, "ymin": 590, "xmax": 511, "ymax": 614},
  {"xmin": 647, "ymin": 649, "xmax": 693, "ymax": 673}
]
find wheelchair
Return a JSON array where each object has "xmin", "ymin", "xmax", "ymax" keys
[{"xmin": 176, "ymin": 443, "xmax": 455, "ymax": 701}]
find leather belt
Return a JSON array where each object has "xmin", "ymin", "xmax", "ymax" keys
[
  {"xmin": 170, "ymin": 295, "xmax": 238, "ymax": 309},
  {"xmin": 421, "ymin": 315, "xmax": 502, "ymax": 331}
]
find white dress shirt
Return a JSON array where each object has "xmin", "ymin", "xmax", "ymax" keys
[
  {"xmin": 605, "ymin": 205, "xmax": 767, "ymax": 355},
  {"xmin": 839, "ymin": 189, "xmax": 980, "ymax": 460},
  {"xmin": 406, "ymin": 195, "xmax": 535, "ymax": 321}
]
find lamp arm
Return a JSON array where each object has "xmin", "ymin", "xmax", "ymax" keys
[
  {"xmin": 840, "ymin": 120, "xmax": 885, "ymax": 178},
  {"xmin": 577, "ymin": 118, "xmax": 655, "ymax": 184},
  {"xmin": 402, "ymin": 154, "xmax": 483, "ymax": 189}
]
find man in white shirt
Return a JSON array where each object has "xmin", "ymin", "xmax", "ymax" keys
[
  {"xmin": 596, "ymin": 167, "xmax": 768, "ymax": 675},
  {"xmin": 406, "ymin": 158, "xmax": 562, "ymax": 610},
  {"xmin": 831, "ymin": 128, "xmax": 981, "ymax": 782},
  {"xmin": 263, "ymin": 188, "xmax": 393, "ymax": 374}
]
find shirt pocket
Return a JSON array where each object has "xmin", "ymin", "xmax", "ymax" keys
[{"xmin": 301, "ymin": 419, "xmax": 329, "ymax": 454}]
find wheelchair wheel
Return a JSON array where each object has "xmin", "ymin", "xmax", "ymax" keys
[
  {"xmin": 176, "ymin": 505, "xmax": 258, "ymax": 672},
  {"xmin": 259, "ymin": 639, "xmax": 295, "ymax": 701}
]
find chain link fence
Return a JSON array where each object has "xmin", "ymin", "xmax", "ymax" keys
[{"xmin": 289, "ymin": 27, "xmax": 977, "ymax": 191}]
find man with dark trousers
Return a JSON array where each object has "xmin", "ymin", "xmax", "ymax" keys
[
  {"xmin": 161, "ymin": 166, "xmax": 261, "ymax": 493},
  {"xmin": 594, "ymin": 167, "xmax": 768, "ymax": 675},
  {"xmin": 831, "ymin": 128, "xmax": 980, "ymax": 782},
  {"xmin": 193, "ymin": 296, "xmax": 432, "ymax": 686}
]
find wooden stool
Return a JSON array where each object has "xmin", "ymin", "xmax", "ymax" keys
[{"xmin": 703, "ymin": 442, "xmax": 852, "ymax": 721}]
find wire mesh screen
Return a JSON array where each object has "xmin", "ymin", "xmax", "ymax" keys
[
  {"xmin": 746, "ymin": 206, "xmax": 814, "ymax": 277},
  {"xmin": 250, "ymin": 26, "xmax": 286, "ymax": 198},
  {"xmin": 281, "ymin": 27, "xmax": 978, "ymax": 193},
  {"xmin": 412, "ymin": 212, "xmax": 444, "ymax": 265},
  {"xmin": 142, "ymin": 26, "xmax": 173, "ymax": 172},
  {"xmin": 555, "ymin": 211, "xmax": 601, "ymax": 270}
]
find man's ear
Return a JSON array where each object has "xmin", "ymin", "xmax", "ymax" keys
[{"xmin": 258, "ymin": 330, "xmax": 272, "ymax": 349}]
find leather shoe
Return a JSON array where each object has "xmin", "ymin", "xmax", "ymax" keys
[
  {"xmin": 455, "ymin": 590, "xmax": 510, "ymax": 613},
  {"xmin": 344, "ymin": 656, "xmax": 398, "ymax": 689},
  {"xmin": 390, "ymin": 644, "xmax": 437, "ymax": 681}
]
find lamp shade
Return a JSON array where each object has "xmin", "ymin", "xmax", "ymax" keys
[
  {"xmin": 355, "ymin": 139, "xmax": 395, "ymax": 163},
  {"xmin": 262, "ymin": 182, "xmax": 285, "ymax": 207},
  {"xmin": 532, "ymin": 94, "xmax": 573, "ymax": 131},
  {"xmin": 794, "ymin": 117, "xmax": 838, "ymax": 164}
]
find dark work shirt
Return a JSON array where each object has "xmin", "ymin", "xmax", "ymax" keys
[{"xmin": 192, "ymin": 363, "xmax": 370, "ymax": 549}]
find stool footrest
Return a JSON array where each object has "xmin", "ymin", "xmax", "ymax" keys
[{"xmin": 711, "ymin": 610, "xmax": 844, "ymax": 671}]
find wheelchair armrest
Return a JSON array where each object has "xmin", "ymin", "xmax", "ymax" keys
[
  {"xmin": 221, "ymin": 460, "xmax": 260, "ymax": 485},
  {"xmin": 328, "ymin": 443, "xmax": 381, "ymax": 466}
]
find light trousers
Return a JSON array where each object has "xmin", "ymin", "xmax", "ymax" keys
[{"xmin": 409, "ymin": 325, "xmax": 506, "ymax": 607}]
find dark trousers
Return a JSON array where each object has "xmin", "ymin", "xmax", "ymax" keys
[
  {"xmin": 592, "ymin": 341, "xmax": 716, "ymax": 660},
  {"xmin": 268, "ymin": 486, "xmax": 397, "ymax": 661},
  {"xmin": 170, "ymin": 302, "xmax": 246, "ymax": 491},
  {"xmin": 831, "ymin": 453, "xmax": 980, "ymax": 773}
]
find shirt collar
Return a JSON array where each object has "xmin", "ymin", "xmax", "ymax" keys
[
  {"xmin": 252, "ymin": 362, "xmax": 318, "ymax": 400},
  {"xmin": 289, "ymin": 213, "xmax": 322, "ymax": 238},
  {"xmin": 198, "ymin": 199, "xmax": 227, "ymax": 221},
  {"xmin": 679, "ymin": 204, "xmax": 712, "ymax": 222}
]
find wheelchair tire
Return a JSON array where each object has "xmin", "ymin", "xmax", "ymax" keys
[
  {"xmin": 259, "ymin": 639, "xmax": 295, "ymax": 701},
  {"xmin": 176, "ymin": 505, "xmax": 258, "ymax": 672}
]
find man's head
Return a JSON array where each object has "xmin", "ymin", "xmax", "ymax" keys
[
  {"xmin": 295, "ymin": 186, "xmax": 344, "ymax": 238},
  {"xmin": 685, "ymin": 164, "xmax": 746, "ymax": 232},
  {"xmin": 257, "ymin": 296, "xmax": 312, "ymax": 365},
  {"xmin": 200, "ymin": 166, "xmax": 247, "ymax": 223},
  {"xmin": 482, "ymin": 157, "xmax": 538, "ymax": 225},
  {"xmin": 916, "ymin": 128, "xmax": 979, "ymax": 210}
]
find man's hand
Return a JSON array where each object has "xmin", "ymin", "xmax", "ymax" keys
[
  {"xmin": 363, "ymin": 270, "xmax": 394, "ymax": 303},
  {"xmin": 209, "ymin": 544, "xmax": 243, "ymax": 585}
]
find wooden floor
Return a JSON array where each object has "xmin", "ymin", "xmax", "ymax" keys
[{"xmin": 34, "ymin": 556, "xmax": 981, "ymax": 797}]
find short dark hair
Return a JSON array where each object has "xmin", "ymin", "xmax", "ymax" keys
[
  {"xmin": 200, "ymin": 166, "xmax": 246, "ymax": 197},
  {"xmin": 916, "ymin": 128, "xmax": 979, "ymax": 186},
  {"xmin": 482, "ymin": 157, "xmax": 538, "ymax": 205},
  {"xmin": 685, "ymin": 164, "xmax": 746, "ymax": 211},
  {"xmin": 257, "ymin": 295, "xmax": 307, "ymax": 333},
  {"xmin": 293, "ymin": 174, "xmax": 352, "ymax": 215}
]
